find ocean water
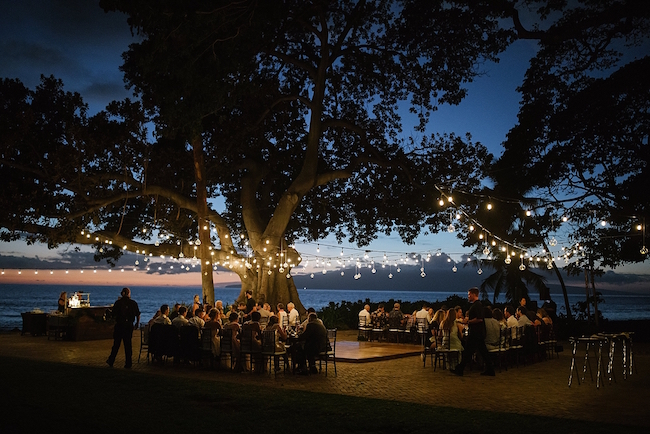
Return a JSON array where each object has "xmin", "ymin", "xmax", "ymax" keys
[{"xmin": 1, "ymin": 283, "xmax": 649, "ymax": 331}]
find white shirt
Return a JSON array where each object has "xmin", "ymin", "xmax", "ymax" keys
[
  {"xmin": 415, "ymin": 308, "xmax": 431, "ymax": 322},
  {"xmin": 288, "ymin": 308, "xmax": 300, "ymax": 326},
  {"xmin": 358, "ymin": 309, "xmax": 371, "ymax": 326}
]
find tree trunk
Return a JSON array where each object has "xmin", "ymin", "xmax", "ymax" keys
[
  {"xmin": 234, "ymin": 268, "xmax": 306, "ymax": 314},
  {"xmin": 191, "ymin": 134, "xmax": 215, "ymax": 306}
]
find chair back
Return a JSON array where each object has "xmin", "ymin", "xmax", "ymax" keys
[
  {"xmin": 358, "ymin": 315, "xmax": 370, "ymax": 328},
  {"xmin": 201, "ymin": 328, "xmax": 214, "ymax": 352},
  {"xmin": 327, "ymin": 328, "xmax": 337, "ymax": 353},
  {"xmin": 220, "ymin": 330, "xmax": 233, "ymax": 353},
  {"xmin": 240, "ymin": 328, "xmax": 260, "ymax": 354},
  {"xmin": 141, "ymin": 325, "xmax": 150, "ymax": 345},
  {"xmin": 261, "ymin": 330, "xmax": 277, "ymax": 354},
  {"xmin": 259, "ymin": 316, "xmax": 269, "ymax": 330}
]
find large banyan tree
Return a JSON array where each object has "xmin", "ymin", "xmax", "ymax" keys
[{"xmin": 1, "ymin": 1, "xmax": 516, "ymax": 309}]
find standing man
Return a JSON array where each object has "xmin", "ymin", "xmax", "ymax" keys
[
  {"xmin": 452, "ymin": 287, "xmax": 495, "ymax": 377},
  {"xmin": 106, "ymin": 287, "xmax": 140, "ymax": 369}
]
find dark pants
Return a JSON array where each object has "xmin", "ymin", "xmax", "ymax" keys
[
  {"xmin": 107, "ymin": 323, "xmax": 134, "ymax": 367},
  {"xmin": 456, "ymin": 333, "xmax": 493, "ymax": 373}
]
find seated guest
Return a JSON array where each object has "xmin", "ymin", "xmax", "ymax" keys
[
  {"xmin": 415, "ymin": 303, "xmax": 431, "ymax": 322},
  {"xmin": 388, "ymin": 302, "xmax": 405, "ymax": 328},
  {"xmin": 537, "ymin": 308, "xmax": 553, "ymax": 325},
  {"xmin": 147, "ymin": 310, "xmax": 161, "ymax": 329},
  {"xmin": 505, "ymin": 306, "xmax": 518, "ymax": 327},
  {"xmin": 169, "ymin": 303, "xmax": 181, "ymax": 320},
  {"xmin": 430, "ymin": 309, "xmax": 446, "ymax": 330},
  {"xmin": 371, "ymin": 304, "xmax": 388, "ymax": 329},
  {"xmin": 277, "ymin": 303, "xmax": 288, "ymax": 328},
  {"xmin": 214, "ymin": 300, "xmax": 225, "ymax": 322},
  {"xmin": 484, "ymin": 308, "xmax": 501, "ymax": 351},
  {"xmin": 172, "ymin": 306, "xmax": 189, "ymax": 328},
  {"xmin": 492, "ymin": 308, "xmax": 506, "ymax": 328},
  {"xmin": 296, "ymin": 313, "xmax": 328, "ymax": 374},
  {"xmin": 205, "ymin": 308, "xmax": 222, "ymax": 356},
  {"xmin": 358, "ymin": 304, "xmax": 372, "ymax": 327},
  {"xmin": 300, "ymin": 308, "xmax": 323, "ymax": 329},
  {"xmin": 257, "ymin": 302, "xmax": 272, "ymax": 327},
  {"xmin": 188, "ymin": 305, "xmax": 206, "ymax": 329},
  {"xmin": 236, "ymin": 302, "xmax": 247, "ymax": 323},
  {"xmin": 266, "ymin": 315, "xmax": 289, "ymax": 370},
  {"xmin": 242, "ymin": 311, "xmax": 263, "ymax": 371},
  {"xmin": 223, "ymin": 312, "xmax": 242, "ymax": 370},
  {"xmin": 153, "ymin": 304, "xmax": 172, "ymax": 326},
  {"xmin": 439, "ymin": 308, "xmax": 463, "ymax": 369},
  {"xmin": 287, "ymin": 302, "xmax": 300, "ymax": 327},
  {"xmin": 516, "ymin": 306, "xmax": 532, "ymax": 327}
]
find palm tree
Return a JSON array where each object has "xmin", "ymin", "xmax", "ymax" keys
[{"xmin": 469, "ymin": 257, "xmax": 550, "ymax": 305}]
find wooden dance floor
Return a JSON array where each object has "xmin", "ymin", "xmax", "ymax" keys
[{"xmin": 334, "ymin": 341, "xmax": 422, "ymax": 363}]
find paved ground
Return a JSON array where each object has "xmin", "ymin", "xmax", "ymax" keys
[{"xmin": 2, "ymin": 329, "xmax": 648, "ymax": 428}]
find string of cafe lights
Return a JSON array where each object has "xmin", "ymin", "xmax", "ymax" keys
[{"xmin": 2, "ymin": 196, "xmax": 645, "ymax": 279}]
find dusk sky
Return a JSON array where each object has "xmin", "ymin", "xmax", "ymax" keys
[{"xmin": 1, "ymin": 0, "xmax": 648, "ymax": 286}]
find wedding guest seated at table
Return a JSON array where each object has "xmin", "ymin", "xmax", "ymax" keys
[
  {"xmin": 371, "ymin": 304, "xmax": 388, "ymax": 329},
  {"xmin": 223, "ymin": 312, "xmax": 242, "ymax": 370},
  {"xmin": 287, "ymin": 302, "xmax": 300, "ymax": 327},
  {"xmin": 169, "ymin": 303, "xmax": 181, "ymax": 320},
  {"xmin": 415, "ymin": 303, "xmax": 431, "ymax": 323},
  {"xmin": 430, "ymin": 309, "xmax": 446, "ymax": 331},
  {"xmin": 295, "ymin": 313, "xmax": 328, "ymax": 375},
  {"xmin": 172, "ymin": 306, "xmax": 189, "ymax": 329},
  {"xmin": 516, "ymin": 306, "xmax": 532, "ymax": 327},
  {"xmin": 358, "ymin": 304, "xmax": 372, "ymax": 327},
  {"xmin": 257, "ymin": 302, "xmax": 272, "ymax": 328},
  {"xmin": 242, "ymin": 311, "xmax": 263, "ymax": 371},
  {"xmin": 205, "ymin": 308, "xmax": 222, "ymax": 357},
  {"xmin": 484, "ymin": 308, "xmax": 501, "ymax": 351},
  {"xmin": 147, "ymin": 310, "xmax": 161, "ymax": 329},
  {"xmin": 188, "ymin": 305, "xmax": 206, "ymax": 329},
  {"xmin": 153, "ymin": 304, "xmax": 172, "ymax": 326},
  {"xmin": 214, "ymin": 300, "xmax": 225, "ymax": 322},
  {"xmin": 537, "ymin": 308, "xmax": 553, "ymax": 325},
  {"xmin": 277, "ymin": 303, "xmax": 288, "ymax": 328},
  {"xmin": 300, "ymin": 307, "xmax": 323, "ymax": 330},
  {"xmin": 266, "ymin": 315, "xmax": 289, "ymax": 370},
  {"xmin": 440, "ymin": 308, "xmax": 463, "ymax": 369},
  {"xmin": 388, "ymin": 302, "xmax": 405, "ymax": 328},
  {"xmin": 492, "ymin": 308, "xmax": 506, "ymax": 328}
]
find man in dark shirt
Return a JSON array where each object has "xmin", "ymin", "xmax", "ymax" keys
[
  {"xmin": 452, "ymin": 287, "xmax": 495, "ymax": 376},
  {"xmin": 106, "ymin": 287, "xmax": 140, "ymax": 369},
  {"xmin": 297, "ymin": 313, "xmax": 328, "ymax": 374}
]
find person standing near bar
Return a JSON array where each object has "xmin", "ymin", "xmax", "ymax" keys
[{"xmin": 106, "ymin": 287, "xmax": 140, "ymax": 369}]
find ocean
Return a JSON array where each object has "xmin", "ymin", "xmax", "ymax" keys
[{"xmin": 1, "ymin": 283, "xmax": 650, "ymax": 331}]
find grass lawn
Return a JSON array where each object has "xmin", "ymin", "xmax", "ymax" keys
[{"xmin": 2, "ymin": 356, "xmax": 644, "ymax": 434}]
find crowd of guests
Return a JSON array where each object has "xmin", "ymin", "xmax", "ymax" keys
[
  {"xmin": 359, "ymin": 294, "xmax": 556, "ymax": 374},
  {"xmin": 146, "ymin": 290, "xmax": 329, "ymax": 374}
]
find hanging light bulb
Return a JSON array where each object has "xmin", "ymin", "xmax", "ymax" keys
[
  {"xmin": 504, "ymin": 256, "xmax": 512, "ymax": 264},
  {"xmin": 549, "ymin": 237, "xmax": 557, "ymax": 246},
  {"xmin": 452, "ymin": 265, "xmax": 457, "ymax": 272},
  {"xmin": 519, "ymin": 263, "xmax": 526, "ymax": 271},
  {"xmin": 310, "ymin": 273, "xmax": 314, "ymax": 279},
  {"xmin": 477, "ymin": 268, "xmax": 483, "ymax": 275},
  {"xmin": 388, "ymin": 273, "xmax": 393, "ymax": 279},
  {"xmin": 547, "ymin": 261, "xmax": 554, "ymax": 270},
  {"xmin": 316, "ymin": 244, "xmax": 320, "ymax": 253},
  {"xmin": 483, "ymin": 246, "xmax": 490, "ymax": 255},
  {"xmin": 487, "ymin": 203, "xmax": 493, "ymax": 210},
  {"xmin": 641, "ymin": 246, "xmax": 648, "ymax": 255},
  {"xmin": 447, "ymin": 223, "xmax": 455, "ymax": 233}
]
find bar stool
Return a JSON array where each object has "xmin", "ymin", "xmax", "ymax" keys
[{"xmin": 568, "ymin": 335, "xmax": 607, "ymax": 388}]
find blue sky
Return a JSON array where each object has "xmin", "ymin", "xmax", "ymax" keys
[{"xmin": 1, "ymin": 0, "xmax": 648, "ymax": 280}]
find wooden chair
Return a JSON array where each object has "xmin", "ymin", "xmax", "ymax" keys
[
  {"xmin": 240, "ymin": 328, "xmax": 262, "ymax": 373},
  {"xmin": 261, "ymin": 329, "xmax": 287, "ymax": 375},
  {"xmin": 219, "ymin": 329, "xmax": 235, "ymax": 370},
  {"xmin": 138, "ymin": 325, "xmax": 150, "ymax": 363},
  {"xmin": 318, "ymin": 328, "xmax": 337, "ymax": 376},
  {"xmin": 358, "ymin": 315, "xmax": 372, "ymax": 340},
  {"xmin": 433, "ymin": 328, "xmax": 461, "ymax": 371},
  {"xmin": 488, "ymin": 326, "xmax": 509, "ymax": 371}
]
